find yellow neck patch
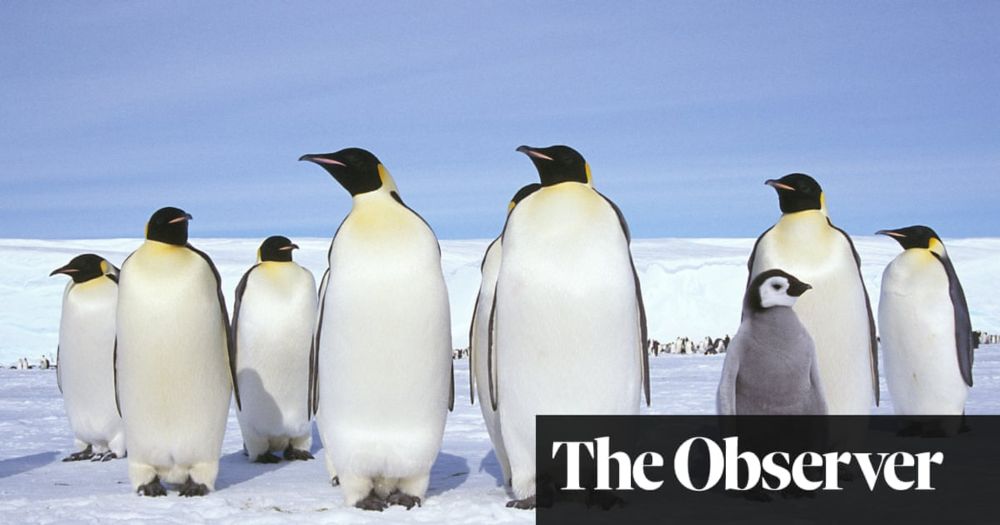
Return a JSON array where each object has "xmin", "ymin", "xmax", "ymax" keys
[
  {"xmin": 928, "ymin": 237, "xmax": 946, "ymax": 256},
  {"xmin": 99, "ymin": 260, "xmax": 109, "ymax": 275},
  {"xmin": 377, "ymin": 164, "xmax": 399, "ymax": 193},
  {"xmin": 585, "ymin": 163, "xmax": 593, "ymax": 187}
]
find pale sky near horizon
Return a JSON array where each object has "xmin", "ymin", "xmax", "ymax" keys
[{"xmin": 1, "ymin": 1, "xmax": 997, "ymax": 240}]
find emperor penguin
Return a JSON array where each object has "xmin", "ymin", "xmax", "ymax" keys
[
  {"xmin": 468, "ymin": 183, "xmax": 541, "ymax": 487},
  {"xmin": 233, "ymin": 236, "xmax": 317, "ymax": 463},
  {"xmin": 490, "ymin": 145, "xmax": 649, "ymax": 509},
  {"xmin": 300, "ymin": 148, "xmax": 452, "ymax": 511},
  {"xmin": 877, "ymin": 226, "xmax": 972, "ymax": 424},
  {"xmin": 116, "ymin": 207, "xmax": 238, "ymax": 496},
  {"xmin": 50, "ymin": 254, "xmax": 125, "ymax": 461},
  {"xmin": 718, "ymin": 269, "xmax": 827, "ymax": 415},
  {"xmin": 745, "ymin": 173, "xmax": 878, "ymax": 414}
]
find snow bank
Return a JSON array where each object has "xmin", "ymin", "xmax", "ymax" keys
[{"xmin": 2, "ymin": 236, "xmax": 998, "ymax": 365}]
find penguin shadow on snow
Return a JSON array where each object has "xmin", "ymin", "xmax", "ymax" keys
[
  {"xmin": 215, "ymin": 370, "xmax": 295, "ymax": 490},
  {"xmin": 478, "ymin": 449, "xmax": 505, "ymax": 487},
  {"xmin": 427, "ymin": 452, "xmax": 469, "ymax": 496},
  {"xmin": 0, "ymin": 451, "xmax": 60, "ymax": 480}
]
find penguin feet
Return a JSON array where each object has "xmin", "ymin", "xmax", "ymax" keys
[
  {"xmin": 354, "ymin": 491, "xmax": 388, "ymax": 512},
  {"xmin": 137, "ymin": 477, "xmax": 167, "ymax": 497},
  {"xmin": 91, "ymin": 451, "xmax": 118, "ymax": 462},
  {"xmin": 330, "ymin": 476, "xmax": 340, "ymax": 486},
  {"xmin": 178, "ymin": 477, "xmax": 209, "ymax": 497},
  {"xmin": 283, "ymin": 446, "xmax": 314, "ymax": 461},
  {"xmin": 387, "ymin": 491, "xmax": 421, "ymax": 510},
  {"xmin": 254, "ymin": 452, "xmax": 282, "ymax": 464},
  {"xmin": 63, "ymin": 445, "xmax": 94, "ymax": 462},
  {"xmin": 506, "ymin": 496, "xmax": 536, "ymax": 510}
]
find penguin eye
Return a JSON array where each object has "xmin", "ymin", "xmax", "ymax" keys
[{"xmin": 772, "ymin": 283, "xmax": 782, "ymax": 291}]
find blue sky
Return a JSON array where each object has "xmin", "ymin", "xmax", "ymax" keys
[{"xmin": 1, "ymin": 1, "xmax": 997, "ymax": 239}]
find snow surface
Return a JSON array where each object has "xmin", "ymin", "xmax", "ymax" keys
[
  {"xmin": 2, "ymin": 348, "xmax": 999, "ymax": 523},
  {"xmin": 3, "ymin": 236, "xmax": 999, "ymax": 366},
  {"xmin": 1, "ymin": 237, "xmax": 998, "ymax": 522}
]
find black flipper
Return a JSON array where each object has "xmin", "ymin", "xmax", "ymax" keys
[
  {"xmin": 56, "ymin": 345, "xmax": 62, "ymax": 394},
  {"xmin": 487, "ymin": 290, "xmax": 499, "ymax": 411},
  {"xmin": 468, "ymin": 237, "xmax": 500, "ymax": 406},
  {"xmin": 310, "ymin": 266, "xmax": 330, "ymax": 416},
  {"xmin": 932, "ymin": 253, "xmax": 974, "ymax": 387},
  {"xmin": 230, "ymin": 264, "xmax": 258, "ymax": 408},
  {"xmin": 113, "ymin": 338, "xmax": 121, "ymax": 417},
  {"xmin": 828, "ymin": 219, "xmax": 880, "ymax": 406},
  {"xmin": 598, "ymin": 192, "xmax": 650, "ymax": 406},
  {"xmin": 448, "ymin": 360, "xmax": 455, "ymax": 412},
  {"xmin": 187, "ymin": 244, "xmax": 241, "ymax": 410}
]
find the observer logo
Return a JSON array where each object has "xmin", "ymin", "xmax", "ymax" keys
[{"xmin": 553, "ymin": 436, "xmax": 944, "ymax": 492}]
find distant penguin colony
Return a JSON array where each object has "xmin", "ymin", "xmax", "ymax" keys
[{"xmin": 46, "ymin": 145, "xmax": 980, "ymax": 510}]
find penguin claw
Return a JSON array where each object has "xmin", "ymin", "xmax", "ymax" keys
[
  {"xmin": 178, "ymin": 477, "xmax": 209, "ymax": 497},
  {"xmin": 254, "ymin": 452, "xmax": 282, "ymax": 464},
  {"xmin": 330, "ymin": 476, "xmax": 340, "ymax": 486},
  {"xmin": 355, "ymin": 491, "xmax": 387, "ymax": 512},
  {"xmin": 387, "ymin": 491, "xmax": 421, "ymax": 510},
  {"xmin": 137, "ymin": 478, "xmax": 167, "ymax": 497},
  {"xmin": 101, "ymin": 452, "xmax": 119, "ymax": 462},
  {"xmin": 506, "ymin": 496, "xmax": 536, "ymax": 510},
  {"xmin": 283, "ymin": 447, "xmax": 314, "ymax": 461},
  {"xmin": 63, "ymin": 446, "xmax": 94, "ymax": 462}
]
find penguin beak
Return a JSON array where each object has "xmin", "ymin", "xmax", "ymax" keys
[
  {"xmin": 765, "ymin": 179, "xmax": 796, "ymax": 192},
  {"xmin": 788, "ymin": 281, "xmax": 812, "ymax": 297},
  {"xmin": 168, "ymin": 213, "xmax": 193, "ymax": 224},
  {"xmin": 299, "ymin": 154, "xmax": 347, "ymax": 168},
  {"xmin": 49, "ymin": 265, "xmax": 77, "ymax": 277},
  {"xmin": 516, "ymin": 145, "xmax": 553, "ymax": 161},
  {"xmin": 279, "ymin": 243, "xmax": 299, "ymax": 251},
  {"xmin": 876, "ymin": 229, "xmax": 906, "ymax": 239}
]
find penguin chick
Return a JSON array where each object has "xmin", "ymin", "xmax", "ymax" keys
[{"xmin": 719, "ymin": 269, "xmax": 827, "ymax": 415}]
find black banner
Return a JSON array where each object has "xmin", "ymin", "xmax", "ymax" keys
[{"xmin": 536, "ymin": 416, "xmax": 1000, "ymax": 524}]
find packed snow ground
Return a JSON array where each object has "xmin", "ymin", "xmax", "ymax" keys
[
  {"xmin": 2, "ymin": 236, "xmax": 999, "ymax": 366},
  {"xmin": 2, "ymin": 348, "xmax": 999, "ymax": 523}
]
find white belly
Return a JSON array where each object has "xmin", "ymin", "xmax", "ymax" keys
[
  {"xmin": 58, "ymin": 278, "xmax": 122, "ymax": 446},
  {"xmin": 116, "ymin": 243, "xmax": 232, "ymax": 470},
  {"xmin": 235, "ymin": 263, "xmax": 316, "ymax": 438},
  {"xmin": 752, "ymin": 213, "xmax": 875, "ymax": 414},
  {"xmin": 316, "ymin": 210, "xmax": 450, "ymax": 479},
  {"xmin": 879, "ymin": 250, "xmax": 968, "ymax": 414}
]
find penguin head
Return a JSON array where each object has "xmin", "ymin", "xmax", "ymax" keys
[
  {"xmin": 146, "ymin": 207, "xmax": 192, "ymax": 246},
  {"xmin": 516, "ymin": 145, "xmax": 591, "ymax": 187},
  {"xmin": 299, "ymin": 147, "xmax": 397, "ymax": 197},
  {"xmin": 507, "ymin": 183, "xmax": 542, "ymax": 212},
  {"xmin": 747, "ymin": 269, "xmax": 812, "ymax": 311},
  {"xmin": 258, "ymin": 235, "xmax": 299, "ymax": 263},
  {"xmin": 50, "ymin": 253, "xmax": 112, "ymax": 283},
  {"xmin": 877, "ymin": 225, "xmax": 945, "ymax": 255},
  {"xmin": 765, "ymin": 173, "xmax": 824, "ymax": 214}
]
